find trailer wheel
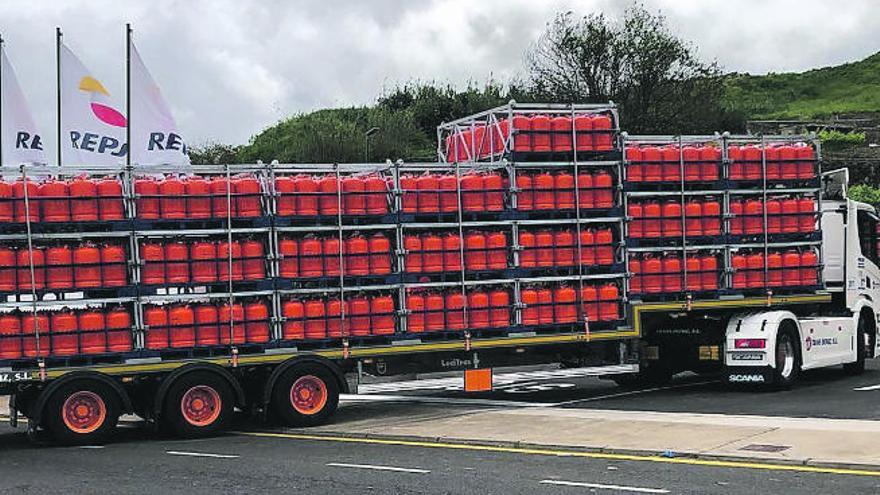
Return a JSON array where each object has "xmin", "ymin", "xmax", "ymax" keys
[
  {"xmin": 271, "ymin": 363, "xmax": 340, "ymax": 427},
  {"xmin": 843, "ymin": 313, "xmax": 871, "ymax": 375},
  {"xmin": 162, "ymin": 371, "xmax": 234, "ymax": 438},
  {"xmin": 771, "ymin": 329, "xmax": 800, "ymax": 389},
  {"xmin": 44, "ymin": 380, "xmax": 120, "ymax": 445}
]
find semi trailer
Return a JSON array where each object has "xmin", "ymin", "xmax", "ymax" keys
[{"xmin": 0, "ymin": 101, "xmax": 875, "ymax": 446}]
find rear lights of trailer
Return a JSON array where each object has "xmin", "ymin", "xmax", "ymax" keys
[
  {"xmin": 734, "ymin": 338, "xmax": 767, "ymax": 349},
  {"xmin": 0, "ymin": 306, "xmax": 133, "ymax": 359}
]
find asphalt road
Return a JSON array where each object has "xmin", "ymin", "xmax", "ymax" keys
[{"xmin": 2, "ymin": 424, "xmax": 880, "ymax": 494}]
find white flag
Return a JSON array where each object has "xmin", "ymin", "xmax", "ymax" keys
[
  {"xmin": 60, "ymin": 44, "xmax": 127, "ymax": 165},
  {"xmin": 130, "ymin": 41, "xmax": 189, "ymax": 166},
  {"xmin": 1, "ymin": 46, "xmax": 47, "ymax": 165}
]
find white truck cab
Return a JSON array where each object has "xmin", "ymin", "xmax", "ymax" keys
[{"xmin": 725, "ymin": 169, "xmax": 880, "ymax": 386}]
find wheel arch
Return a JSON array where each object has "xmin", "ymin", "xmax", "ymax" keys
[
  {"xmin": 31, "ymin": 371, "xmax": 133, "ymax": 426},
  {"xmin": 153, "ymin": 363, "xmax": 246, "ymax": 419},
  {"xmin": 856, "ymin": 303, "xmax": 877, "ymax": 358},
  {"xmin": 261, "ymin": 355, "xmax": 347, "ymax": 410},
  {"xmin": 726, "ymin": 310, "xmax": 802, "ymax": 369}
]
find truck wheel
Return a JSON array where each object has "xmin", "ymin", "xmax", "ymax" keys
[
  {"xmin": 162, "ymin": 371, "xmax": 234, "ymax": 438},
  {"xmin": 44, "ymin": 380, "xmax": 120, "ymax": 446},
  {"xmin": 271, "ymin": 363, "xmax": 340, "ymax": 427},
  {"xmin": 772, "ymin": 330, "xmax": 800, "ymax": 388},
  {"xmin": 843, "ymin": 314, "xmax": 869, "ymax": 375}
]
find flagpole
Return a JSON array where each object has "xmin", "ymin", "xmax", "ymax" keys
[
  {"xmin": 55, "ymin": 27, "xmax": 62, "ymax": 166},
  {"xmin": 126, "ymin": 23, "xmax": 131, "ymax": 167}
]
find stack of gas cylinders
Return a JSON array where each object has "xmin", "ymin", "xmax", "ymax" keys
[
  {"xmin": 281, "ymin": 294, "xmax": 396, "ymax": 339},
  {"xmin": 731, "ymin": 250, "xmax": 819, "ymax": 289},
  {"xmin": 629, "ymin": 254, "xmax": 720, "ymax": 294},
  {"xmin": 404, "ymin": 231, "xmax": 508, "ymax": 274},
  {"xmin": 521, "ymin": 284, "xmax": 620, "ymax": 324},
  {"xmin": 516, "ymin": 170, "xmax": 614, "ymax": 211},
  {"xmin": 0, "ymin": 307, "xmax": 132, "ymax": 359},
  {"xmin": 727, "ymin": 144, "xmax": 816, "ymax": 180},
  {"xmin": 628, "ymin": 199, "xmax": 722, "ymax": 238},
  {"xmin": 144, "ymin": 300, "xmax": 271, "ymax": 349},
  {"xmin": 518, "ymin": 228, "xmax": 615, "ymax": 268},
  {"xmin": 278, "ymin": 233, "xmax": 393, "ymax": 278},
  {"xmin": 275, "ymin": 174, "xmax": 389, "ymax": 216},
  {"xmin": 400, "ymin": 172, "xmax": 505, "ymax": 213},
  {"xmin": 0, "ymin": 176, "xmax": 124, "ymax": 223},
  {"xmin": 0, "ymin": 243, "xmax": 128, "ymax": 292},
  {"xmin": 134, "ymin": 174, "xmax": 264, "ymax": 219},
  {"xmin": 625, "ymin": 144, "xmax": 721, "ymax": 182},
  {"xmin": 729, "ymin": 196, "xmax": 816, "ymax": 235},
  {"xmin": 405, "ymin": 289, "xmax": 510, "ymax": 332},
  {"xmin": 140, "ymin": 238, "xmax": 266, "ymax": 285}
]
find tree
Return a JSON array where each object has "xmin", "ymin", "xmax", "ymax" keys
[
  {"xmin": 525, "ymin": 6, "xmax": 745, "ymax": 134},
  {"xmin": 188, "ymin": 141, "xmax": 242, "ymax": 164}
]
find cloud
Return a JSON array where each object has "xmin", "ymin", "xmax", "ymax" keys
[{"xmin": 0, "ymin": 0, "xmax": 877, "ymax": 162}]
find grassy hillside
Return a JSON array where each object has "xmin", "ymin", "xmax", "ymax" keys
[{"xmin": 724, "ymin": 52, "xmax": 880, "ymax": 119}]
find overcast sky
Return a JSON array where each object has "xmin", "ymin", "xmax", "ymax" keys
[{"xmin": 1, "ymin": 0, "xmax": 878, "ymax": 158}]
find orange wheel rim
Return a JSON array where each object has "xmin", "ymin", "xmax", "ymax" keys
[
  {"xmin": 181, "ymin": 385, "xmax": 222, "ymax": 427},
  {"xmin": 290, "ymin": 375, "xmax": 328, "ymax": 415},
  {"xmin": 62, "ymin": 391, "xmax": 107, "ymax": 434}
]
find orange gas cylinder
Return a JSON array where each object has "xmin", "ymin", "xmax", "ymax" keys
[
  {"xmin": 796, "ymin": 145, "xmax": 815, "ymax": 179},
  {"xmin": 348, "ymin": 297, "xmax": 372, "ymax": 336},
  {"xmin": 729, "ymin": 200, "xmax": 744, "ymax": 235},
  {"xmin": 425, "ymin": 293, "xmax": 445, "ymax": 331},
  {"xmin": 595, "ymin": 228, "xmax": 614, "ymax": 265},
  {"xmin": 782, "ymin": 250, "xmax": 802, "ymax": 287},
  {"xmin": 404, "ymin": 235, "xmax": 422, "ymax": 273},
  {"xmin": 50, "ymin": 311, "xmax": 78, "ymax": 356},
  {"xmin": 574, "ymin": 114, "xmax": 593, "ymax": 151},
  {"xmin": 438, "ymin": 175, "xmax": 458, "ymax": 212},
  {"xmin": 800, "ymin": 250, "xmax": 819, "ymax": 286},
  {"xmin": 0, "ymin": 247, "xmax": 15, "ymax": 291},
  {"xmin": 0, "ymin": 313, "xmax": 22, "ymax": 359},
  {"xmin": 727, "ymin": 146, "xmax": 743, "ymax": 180},
  {"xmin": 765, "ymin": 199, "xmax": 781, "ymax": 234},
  {"xmin": 79, "ymin": 310, "xmax": 107, "ymax": 354},
  {"xmin": 731, "ymin": 255, "xmax": 747, "ymax": 289},
  {"xmin": 191, "ymin": 241, "xmax": 218, "ymax": 283},
  {"xmin": 575, "ymin": 286, "xmax": 596, "ymax": 324},
  {"xmin": 554, "ymin": 286, "xmax": 577, "ymax": 324},
  {"xmin": 322, "ymin": 237, "xmax": 341, "ymax": 277},
  {"xmin": 368, "ymin": 234, "xmax": 392, "ymax": 275},
  {"xmin": 164, "ymin": 242, "xmax": 190, "ymax": 284},
  {"xmin": 400, "ymin": 175, "xmax": 418, "ymax": 213},
  {"xmin": 553, "ymin": 230, "xmax": 575, "ymax": 267},
  {"xmin": 371, "ymin": 295, "xmax": 396, "ymax": 335},
  {"xmin": 69, "ymin": 177, "xmax": 99, "ymax": 222},
  {"xmin": 444, "ymin": 292, "xmax": 466, "ymax": 330},
  {"xmin": 140, "ymin": 243, "xmax": 165, "ymax": 285},
  {"xmin": 642, "ymin": 256, "xmax": 662, "ymax": 293},
  {"xmin": 484, "ymin": 174, "xmax": 504, "ymax": 212},
  {"xmin": 345, "ymin": 235, "xmax": 370, "ymax": 276},
  {"xmin": 778, "ymin": 145, "xmax": 798, "ymax": 180},
  {"xmin": 781, "ymin": 198, "xmax": 800, "ymax": 234},
  {"xmin": 767, "ymin": 251, "xmax": 783, "ymax": 287},
  {"xmin": 185, "ymin": 176, "xmax": 211, "ymax": 219},
  {"xmin": 474, "ymin": 126, "xmax": 488, "ymax": 159},
  {"xmin": 764, "ymin": 146, "xmax": 780, "ymax": 180},
  {"xmin": 13, "ymin": 179, "xmax": 39, "ymax": 223},
  {"xmin": 17, "ymin": 248, "xmax": 45, "ymax": 290},
  {"xmin": 519, "ymin": 231, "xmax": 536, "ymax": 268},
  {"xmin": 101, "ymin": 244, "xmax": 127, "ymax": 287},
  {"xmin": 643, "ymin": 202, "xmax": 662, "ymax": 238},
  {"xmin": 168, "ymin": 305, "xmax": 196, "ymax": 348},
  {"xmin": 342, "ymin": 177, "xmax": 366, "ymax": 215},
  {"xmin": 685, "ymin": 256, "xmax": 701, "ymax": 291},
  {"xmin": 593, "ymin": 114, "xmax": 613, "ymax": 151},
  {"xmin": 460, "ymin": 174, "xmax": 484, "ymax": 212},
  {"xmin": 533, "ymin": 173, "xmax": 554, "ymax": 210},
  {"xmin": 465, "ymin": 232, "xmax": 489, "ymax": 271},
  {"xmin": 599, "ymin": 284, "xmax": 620, "ymax": 321},
  {"xmin": 297, "ymin": 238, "xmax": 322, "ymax": 277},
  {"xmin": 530, "ymin": 115, "xmax": 551, "ymax": 152},
  {"xmin": 468, "ymin": 291, "xmax": 490, "ymax": 329},
  {"xmin": 39, "ymin": 180, "xmax": 70, "ymax": 222},
  {"xmin": 406, "ymin": 294, "xmax": 425, "ymax": 333},
  {"xmin": 244, "ymin": 301, "xmax": 270, "ymax": 343},
  {"xmin": 105, "ymin": 307, "xmax": 132, "ymax": 352},
  {"xmin": 278, "ymin": 239, "xmax": 300, "ymax": 279},
  {"xmin": 0, "ymin": 180, "xmax": 13, "ymax": 223},
  {"xmin": 662, "ymin": 256, "xmax": 682, "ymax": 293},
  {"xmin": 537, "ymin": 288, "xmax": 554, "ymax": 325},
  {"xmin": 293, "ymin": 175, "xmax": 318, "ymax": 216},
  {"xmin": 46, "ymin": 246, "xmax": 73, "ymax": 290},
  {"xmin": 218, "ymin": 303, "xmax": 246, "ymax": 345},
  {"xmin": 72, "ymin": 245, "xmax": 101, "ymax": 288},
  {"xmin": 443, "ymin": 234, "xmax": 462, "ymax": 272},
  {"xmin": 364, "ymin": 176, "xmax": 388, "ymax": 214},
  {"xmin": 628, "ymin": 202, "xmax": 644, "ymax": 238},
  {"xmin": 21, "ymin": 313, "xmax": 49, "ymax": 358},
  {"xmin": 416, "ymin": 175, "xmax": 439, "ymax": 213},
  {"xmin": 158, "ymin": 177, "xmax": 186, "ymax": 219},
  {"xmin": 684, "ymin": 200, "xmax": 702, "ymax": 237},
  {"xmin": 135, "ymin": 178, "xmax": 160, "ymax": 219},
  {"xmin": 209, "ymin": 177, "xmax": 233, "ymax": 218},
  {"xmin": 551, "ymin": 116, "xmax": 572, "ymax": 152},
  {"xmin": 421, "ymin": 234, "xmax": 444, "ymax": 273},
  {"xmin": 323, "ymin": 298, "xmax": 343, "ymax": 338},
  {"xmin": 625, "ymin": 146, "xmax": 643, "ymax": 182},
  {"xmin": 700, "ymin": 255, "xmax": 718, "ymax": 290},
  {"xmin": 512, "ymin": 115, "xmax": 532, "ymax": 151},
  {"xmin": 700, "ymin": 146, "xmax": 721, "ymax": 181},
  {"xmin": 590, "ymin": 171, "xmax": 612, "ymax": 209},
  {"xmin": 486, "ymin": 232, "xmax": 507, "ymax": 270},
  {"xmin": 579, "ymin": 229, "xmax": 596, "ymax": 266},
  {"xmin": 641, "ymin": 146, "xmax": 662, "ymax": 182},
  {"xmin": 241, "ymin": 240, "xmax": 265, "ymax": 280},
  {"xmin": 281, "ymin": 300, "xmax": 304, "ymax": 340},
  {"xmin": 489, "ymin": 290, "xmax": 510, "ymax": 328},
  {"xmin": 217, "ymin": 241, "xmax": 244, "ymax": 282},
  {"xmin": 743, "ymin": 145, "xmax": 763, "ymax": 180},
  {"xmin": 234, "ymin": 176, "xmax": 262, "ymax": 218},
  {"xmin": 798, "ymin": 197, "xmax": 815, "ymax": 233},
  {"xmin": 746, "ymin": 253, "xmax": 765, "ymax": 288},
  {"xmin": 534, "ymin": 230, "xmax": 554, "ymax": 268},
  {"xmin": 682, "ymin": 146, "xmax": 700, "ymax": 182},
  {"xmin": 577, "ymin": 172, "xmax": 594, "ymax": 209},
  {"xmin": 701, "ymin": 200, "xmax": 720, "ymax": 236},
  {"xmin": 662, "ymin": 201, "xmax": 682, "ymax": 238},
  {"xmin": 194, "ymin": 304, "xmax": 220, "ymax": 346},
  {"xmin": 521, "ymin": 289, "xmax": 539, "ymax": 325},
  {"xmin": 661, "ymin": 146, "xmax": 682, "ymax": 182},
  {"xmin": 317, "ymin": 175, "xmax": 340, "ymax": 215},
  {"xmin": 629, "ymin": 258, "xmax": 642, "ymax": 294},
  {"xmin": 744, "ymin": 199, "xmax": 764, "ymax": 234},
  {"xmin": 274, "ymin": 176, "xmax": 297, "ymax": 216}
]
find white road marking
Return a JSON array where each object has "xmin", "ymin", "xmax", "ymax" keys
[
  {"xmin": 853, "ymin": 384, "xmax": 880, "ymax": 391},
  {"xmin": 79, "ymin": 445, "xmax": 105, "ymax": 449},
  {"xmin": 540, "ymin": 479, "xmax": 670, "ymax": 493},
  {"xmin": 327, "ymin": 462, "xmax": 430, "ymax": 474},
  {"xmin": 166, "ymin": 450, "xmax": 240, "ymax": 459}
]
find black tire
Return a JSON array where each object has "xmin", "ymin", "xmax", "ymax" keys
[
  {"xmin": 771, "ymin": 330, "xmax": 800, "ymax": 389},
  {"xmin": 843, "ymin": 314, "xmax": 870, "ymax": 375},
  {"xmin": 43, "ymin": 380, "xmax": 121, "ymax": 446},
  {"xmin": 161, "ymin": 371, "xmax": 235, "ymax": 438},
  {"xmin": 612, "ymin": 363, "xmax": 673, "ymax": 389},
  {"xmin": 271, "ymin": 363, "xmax": 340, "ymax": 427}
]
